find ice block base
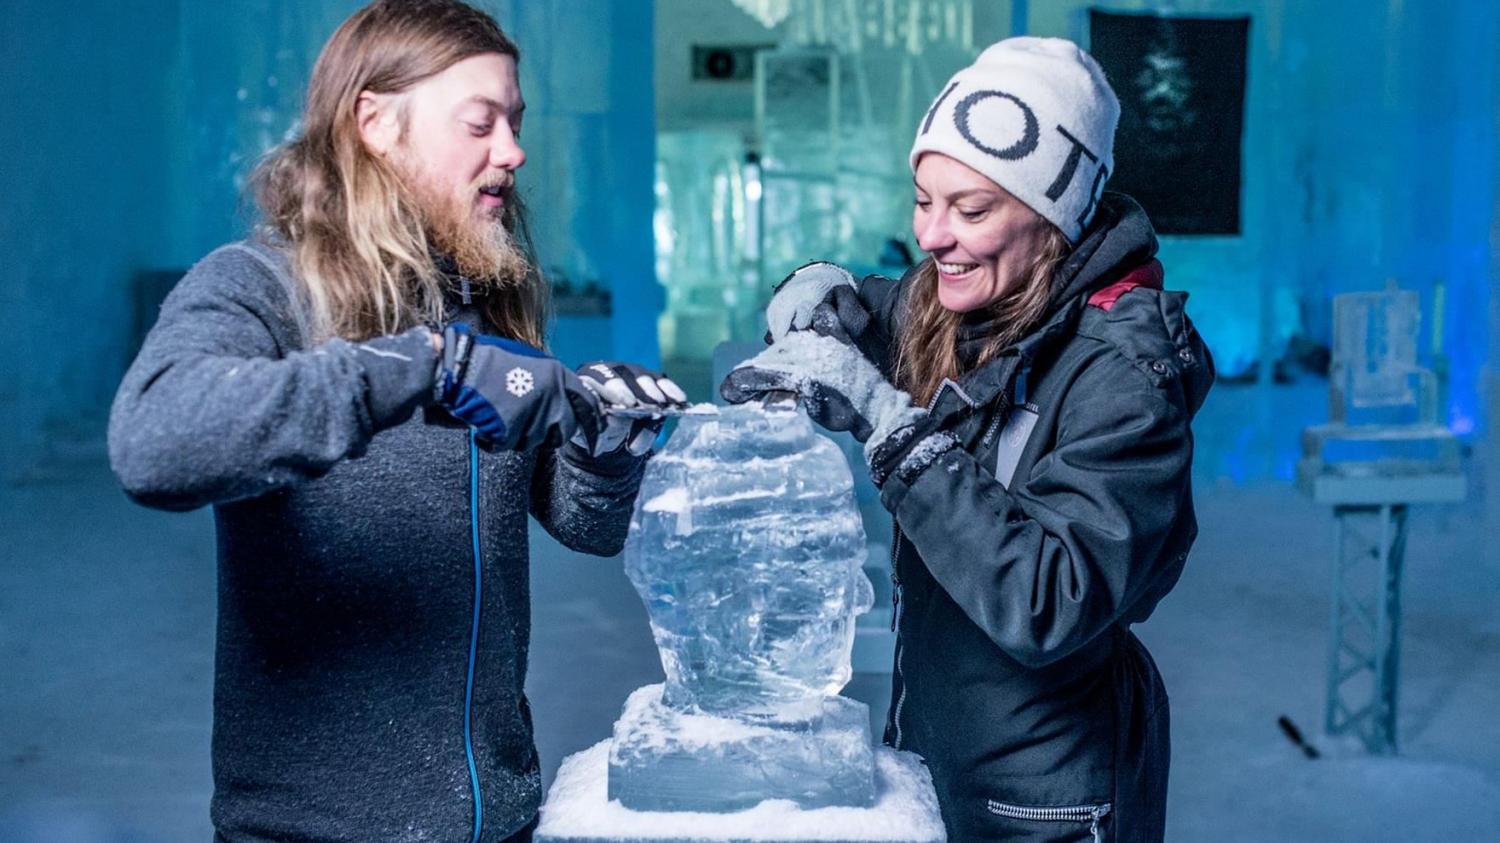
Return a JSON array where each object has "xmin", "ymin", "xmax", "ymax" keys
[
  {"xmin": 536, "ymin": 739, "xmax": 946, "ymax": 843},
  {"xmin": 606, "ymin": 684, "xmax": 875, "ymax": 812}
]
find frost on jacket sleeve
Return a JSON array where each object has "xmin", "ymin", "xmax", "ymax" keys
[
  {"xmin": 879, "ymin": 364, "xmax": 1195, "ymax": 668},
  {"xmin": 529, "ymin": 443, "xmax": 647, "ymax": 557},
  {"xmin": 108, "ymin": 244, "xmax": 439, "ymax": 512}
]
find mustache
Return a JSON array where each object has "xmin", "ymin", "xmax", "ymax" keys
[{"xmin": 473, "ymin": 172, "xmax": 515, "ymax": 193}]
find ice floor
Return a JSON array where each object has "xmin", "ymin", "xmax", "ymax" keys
[{"xmin": 2, "ymin": 383, "xmax": 1498, "ymax": 841}]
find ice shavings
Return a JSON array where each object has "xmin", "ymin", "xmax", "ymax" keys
[
  {"xmin": 895, "ymin": 432, "xmax": 961, "ymax": 482},
  {"xmin": 642, "ymin": 487, "xmax": 690, "ymax": 514}
]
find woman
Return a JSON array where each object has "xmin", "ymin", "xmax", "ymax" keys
[{"xmin": 724, "ymin": 37, "xmax": 1213, "ymax": 842}]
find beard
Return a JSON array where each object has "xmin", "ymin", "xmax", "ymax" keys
[{"xmin": 395, "ymin": 155, "xmax": 534, "ymax": 289}]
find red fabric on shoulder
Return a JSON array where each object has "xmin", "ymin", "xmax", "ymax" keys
[{"xmin": 1087, "ymin": 259, "xmax": 1164, "ymax": 311}]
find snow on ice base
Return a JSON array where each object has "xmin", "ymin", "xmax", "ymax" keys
[
  {"xmin": 537, "ymin": 739, "xmax": 946, "ymax": 843},
  {"xmin": 607, "ymin": 684, "xmax": 875, "ymax": 812}
]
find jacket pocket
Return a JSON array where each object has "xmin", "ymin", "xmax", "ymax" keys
[{"xmin": 985, "ymin": 798, "xmax": 1112, "ymax": 843}]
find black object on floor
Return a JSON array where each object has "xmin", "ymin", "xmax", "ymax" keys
[{"xmin": 1278, "ymin": 715, "xmax": 1322, "ymax": 759}]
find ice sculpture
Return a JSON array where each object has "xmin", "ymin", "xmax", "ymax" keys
[
  {"xmin": 535, "ymin": 403, "xmax": 946, "ymax": 842},
  {"xmin": 609, "ymin": 403, "xmax": 877, "ymax": 811},
  {"xmin": 626, "ymin": 404, "xmax": 872, "ymax": 715}
]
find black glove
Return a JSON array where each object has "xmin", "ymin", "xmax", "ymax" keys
[
  {"xmin": 434, "ymin": 323, "xmax": 602, "ymax": 450},
  {"xmin": 574, "ymin": 361, "xmax": 689, "ymax": 456},
  {"xmin": 804, "ymin": 284, "xmax": 872, "ymax": 346}
]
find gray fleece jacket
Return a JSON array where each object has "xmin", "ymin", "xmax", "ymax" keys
[{"xmin": 108, "ymin": 239, "xmax": 645, "ymax": 842}]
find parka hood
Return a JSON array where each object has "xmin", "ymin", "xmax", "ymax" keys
[
  {"xmin": 1049, "ymin": 191, "xmax": 1160, "ymax": 308},
  {"xmin": 953, "ymin": 191, "xmax": 1213, "ymax": 419},
  {"xmin": 955, "ymin": 191, "xmax": 1157, "ymax": 360}
]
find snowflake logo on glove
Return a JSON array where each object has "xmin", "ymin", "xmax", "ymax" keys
[{"xmin": 506, "ymin": 366, "xmax": 534, "ymax": 397}]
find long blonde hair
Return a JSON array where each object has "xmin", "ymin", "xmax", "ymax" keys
[
  {"xmin": 894, "ymin": 225, "xmax": 1071, "ymax": 406},
  {"xmin": 251, "ymin": 0, "xmax": 546, "ymax": 346}
]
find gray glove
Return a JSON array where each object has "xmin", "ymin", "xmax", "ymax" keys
[
  {"xmin": 764, "ymin": 261, "xmax": 860, "ymax": 342},
  {"xmin": 720, "ymin": 331, "xmax": 922, "ymax": 461},
  {"xmin": 434, "ymin": 324, "xmax": 602, "ymax": 451},
  {"xmin": 573, "ymin": 361, "xmax": 689, "ymax": 456}
]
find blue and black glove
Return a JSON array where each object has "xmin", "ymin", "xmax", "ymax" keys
[
  {"xmin": 434, "ymin": 324, "xmax": 603, "ymax": 451},
  {"xmin": 574, "ymin": 361, "xmax": 689, "ymax": 456}
]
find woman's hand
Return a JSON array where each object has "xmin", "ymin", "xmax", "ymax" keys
[{"xmin": 720, "ymin": 331, "xmax": 922, "ymax": 455}]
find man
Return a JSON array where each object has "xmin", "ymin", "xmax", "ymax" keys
[{"xmin": 108, "ymin": 2, "xmax": 683, "ymax": 840}]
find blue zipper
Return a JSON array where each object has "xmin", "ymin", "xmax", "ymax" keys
[{"xmin": 465, "ymin": 429, "xmax": 484, "ymax": 842}]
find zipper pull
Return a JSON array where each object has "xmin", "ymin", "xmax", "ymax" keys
[
  {"xmin": 889, "ymin": 523, "xmax": 903, "ymax": 632},
  {"xmin": 452, "ymin": 331, "xmax": 474, "ymax": 382},
  {"xmin": 890, "ymin": 572, "xmax": 902, "ymax": 632},
  {"xmin": 461, "ymin": 276, "xmax": 473, "ymax": 305},
  {"xmin": 1089, "ymin": 804, "xmax": 1111, "ymax": 843}
]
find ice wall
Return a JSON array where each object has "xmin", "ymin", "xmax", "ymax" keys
[
  {"xmin": 1488, "ymin": 49, "xmax": 1500, "ymax": 572},
  {"xmin": 1026, "ymin": 0, "xmax": 1497, "ymax": 426},
  {"xmin": 167, "ymin": 0, "xmax": 661, "ymax": 365},
  {"xmin": 653, "ymin": 0, "xmax": 1498, "ymax": 440},
  {"xmin": 0, "ymin": 0, "xmax": 660, "ymax": 480},
  {"xmin": 497, "ymin": 1, "xmax": 661, "ymax": 367},
  {"xmin": 166, "ymin": 1, "xmax": 363, "ymax": 266},
  {"xmin": 0, "ymin": 0, "xmax": 177, "ymax": 480}
]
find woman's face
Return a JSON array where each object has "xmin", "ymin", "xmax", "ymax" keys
[{"xmin": 912, "ymin": 153, "xmax": 1052, "ymax": 313}]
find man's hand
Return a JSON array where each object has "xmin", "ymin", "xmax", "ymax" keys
[
  {"xmin": 764, "ymin": 262, "xmax": 870, "ymax": 343},
  {"xmin": 720, "ymin": 331, "xmax": 921, "ymax": 451},
  {"xmin": 433, "ymin": 324, "xmax": 602, "ymax": 450},
  {"xmin": 574, "ymin": 362, "xmax": 689, "ymax": 456}
]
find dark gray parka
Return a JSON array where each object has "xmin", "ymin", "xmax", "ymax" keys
[
  {"xmin": 108, "ymin": 240, "xmax": 645, "ymax": 842},
  {"xmin": 857, "ymin": 194, "xmax": 1213, "ymax": 842}
]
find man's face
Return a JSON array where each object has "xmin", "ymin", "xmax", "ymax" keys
[{"xmin": 388, "ymin": 52, "xmax": 529, "ymax": 280}]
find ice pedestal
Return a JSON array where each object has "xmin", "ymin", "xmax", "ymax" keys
[
  {"xmin": 537, "ymin": 741, "xmax": 945, "ymax": 843},
  {"xmin": 608, "ymin": 684, "xmax": 874, "ymax": 812}
]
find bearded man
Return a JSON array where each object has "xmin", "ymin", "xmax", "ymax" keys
[{"xmin": 108, "ymin": 2, "xmax": 683, "ymax": 840}]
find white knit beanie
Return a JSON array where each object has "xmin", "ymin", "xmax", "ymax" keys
[{"xmin": 909, "ymin": 37, "xmax": 1119, "ymax": 243}]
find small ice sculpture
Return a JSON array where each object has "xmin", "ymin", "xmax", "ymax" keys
[
  {"xmin": 609, "ymin": 403, "xmax": 877, "ymax": 811},
  {"xmin": 1333, "ymin": 287, "xmax": 1424, "ymax": 414}
]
